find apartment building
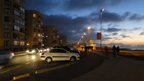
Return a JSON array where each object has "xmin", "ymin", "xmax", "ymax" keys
[
  {"xmin": 42, "ymin": 25, "xmax": 62, "ymax": 47},
  {"xmin": 0, "ymin": 0, "xmax": 26, "ymax": 51},
  {"xmin": 25, "ymin": 10, "xmax": 43, "ymax": 48}
]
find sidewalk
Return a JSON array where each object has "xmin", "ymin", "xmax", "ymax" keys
[{"xmin": 71, "ymin": 51, "xmax": 144, "ymax": 81}]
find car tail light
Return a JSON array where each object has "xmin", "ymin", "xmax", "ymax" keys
[
  {"xmin": 11, "ymin": 52, "xmax": 14, "ymax": 56},
  {"xmin": 41, "ymin": 53, "xmax": 45, "ymax": 56}
]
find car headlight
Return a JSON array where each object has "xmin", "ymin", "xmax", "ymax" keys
[
  {"xmin": 43, "ymin": 49, "xmax": 47, "ymax": 51},
  {"xmin": 26, "ymin": 50, "xmax": 29, "ymax": 52},
  {"xmin": 32, "ymin": 50, "xmax": 35, "ymax": 53}
]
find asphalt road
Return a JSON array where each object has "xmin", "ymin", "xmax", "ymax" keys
[{"xmin": 0, "ymin": 51, "xmax": 105, "ymax": 81}]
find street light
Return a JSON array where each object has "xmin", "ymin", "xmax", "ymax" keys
[
  {"xmin": 87, "ymin": 26, "xmax": 91, "ymax": 31},
  {"xmin": 83, "ymin": 32, "xmax": 86, "ymax": 35},
  {"xmin": 100, "ymin": 8, "xmax": 104, "ymax": 48},
  {"xmin": 81, "ymin": 36, "xmax": 84, "ymax": 38}
]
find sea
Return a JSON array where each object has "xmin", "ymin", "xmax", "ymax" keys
[{"xmin": 120, "ymin": 46, "xmax": 144, "ymax": 50}]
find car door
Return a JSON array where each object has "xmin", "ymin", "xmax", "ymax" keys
[{"xmin": 52, "ymin": 49, "xmax": 70, "ymax": 61}]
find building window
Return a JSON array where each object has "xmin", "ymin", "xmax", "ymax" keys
[
  {"xmin": 33, "ymin": 38, "xmax": 37, "ymax": 41},
  {"xmin": 4, "ymin": 8, "xmax": 11, "ymax": 14},
  {"xmin": 4, "ymin": 16, "xmax": 11, "ymax": 22},
  {"xmin": 13, "ymin": 41, "xmax": 19, "ymax": 46},
  {"xmin": 21, "ymin": 14, "xmax": 25, "ymax": 19},
  {"xmin": 14, "ymin": 10, "xmax": 20, "ymax": 16},
  {"xmin": 38, "ymin": 33, "xmax": 41, "ymax": 37},
  {"xmin": 4, "ymin": 0, "xmax": 11, "ymax": 6},
  {"xmin": 33, "ymin": 28, "xmax": 37, "ymax": 32},
  {"xmin": 4, "ymin": 32, "xmax": 11, "ymax": 38},
  {"xmin": 33, "ymin": 33, "xmax": 37, "ymax": 37},
  {"xmin": 33, "ymin": 14, "xmax": 36, "ymax": 17},
  {"xmin": 20, "ymin": 41, "xmax": 25, "ymax": 46},
  {"xmin": 4, "ymin": 41, "xmax": 11, "ymax": 46},
  {"xmin": 20, "ymin": 21, "xmax": 25, "ymax": 26},
  {"xmin": 14, "ymin": 18, "xmax": 19, "ymax": 24},
  {"xmin": 20, "ymin": 0, "xmax": 25, "ymax": 6},
  {"xmin": 4, "ymin": 24, "xmax": 11, "ymax": 30},
  {"xmin": 13, "ymin": 25, "xmax": 20, "ymax": 31},
  {"xmin": 20, "ymin": 7, "xmax": 25, "ymax": 13},
  {"xmin": 33, "ymin": 18, "xmax": 37, "ymax": 22}
]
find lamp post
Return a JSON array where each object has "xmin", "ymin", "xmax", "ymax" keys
[{"xmin": 100, "ymin": 8, "xmax": 104, "ymax": 49}]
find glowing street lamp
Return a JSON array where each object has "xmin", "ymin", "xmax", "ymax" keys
[
  {"xmin": 87, "ymin": 26, "xmax": 91, "ymax": 31},
  {"xmin": 81, "ymin": 36, "xmax": 84, "ymax": 38},
  {"xmin": 83, "ymin": 32, "xmax": 86, "ymax": 35}
]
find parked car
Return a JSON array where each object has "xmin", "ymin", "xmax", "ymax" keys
[
  {"xmin": 0, "ymin": 49, "xmax": 14, "ymax": 64},
  {"xmin": 40, "ymin": 48, "xmax": 80, "ymax": 63},
  {"xmin": 53, "ymin": 46, "xmax": 81, "ymax": 54}
]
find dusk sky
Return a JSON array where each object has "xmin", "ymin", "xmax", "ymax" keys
[{"xmin": 26, "ymin": 0, "xmax": 144, "ymax": 46}]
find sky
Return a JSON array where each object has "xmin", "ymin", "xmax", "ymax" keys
[{"xmin": 26, "ymin": 0, "xmax": 144, "ymax": 46}]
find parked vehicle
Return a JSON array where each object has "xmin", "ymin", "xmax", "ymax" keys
[
  {"xmin": 53, "ymin": 46, "xmax": 81, "ymax": 54},
  {"xmin": 40, "ymin": 48, "xmax": 80, "ymax": 63}
]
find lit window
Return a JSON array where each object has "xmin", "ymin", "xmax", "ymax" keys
[
  {"xmin": 34, "ymin": 33, "xmax": 36, "ymax": 37},
  {"xmin": 20, "ymin": 41, "xmax": 25, "ymax": 46},
  {"xmin": 14, "ymin": 41, "xmax": 19, "ymax": 46},
  {"xmin": 33, "ymin": 14, "xmax": 36, "ymax": 17}
]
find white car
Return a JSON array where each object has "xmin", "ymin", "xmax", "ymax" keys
[{"xmin": 40, "ymin": 48, "xmax": 80, "ymax": 63}]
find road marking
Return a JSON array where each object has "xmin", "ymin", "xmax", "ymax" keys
[
  {"xmin": 13, "ymin": 73, "xmax": 30, "ymax": 80},
  {"xmin": 35, "ymin": 62, "xmax": 76, "ymax": 74},
  {"xmin": 0, "ymin": 70, "xmax": 10, "ymax": 74},
  {"xmin": 0, "ymin": 65, "xmax": 22, "ymax": 75}
]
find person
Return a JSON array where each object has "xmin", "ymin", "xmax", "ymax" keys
[
  {"xmin": 84, "ymin": 44, "xmax": 87, "ymax": 54},
  {"xmin": 116, "ymin": 46, "xmax": 120, "ymax": 55},
  {"xmin": 112, "ymin": 45, "xmax": 116, "ymax": 57},
  {"xmin": 104, "ymin": 46, "xmax": 108, "ymax": 56}
]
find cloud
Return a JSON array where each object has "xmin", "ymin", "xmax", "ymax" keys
[
  {"xmin": 129, "ymin": 13, "xmax": 144, "ymax": 21},
  {"xmin": 133, "ymin": 27, "xmax": 142, "ymax": 30},
  {"xmin": 112, "ymin": 33, "xmax": 118, "ymax": 36},
  {"xmin": 90, "ymin": 11, "xmax": 128, "ymax": 23},
  {"xmin": 26, "ymin": 0, "xmax": 59, "ymax": 13},
  {"xmin": 65, "ymin": 0, "xmax": 124, "ymax": 10},
  {"xmin": 140, "ymin": 32, "xmax": 144, "ymax": 35},
  {"xmin": 105, "ymin": 28, "xmax": 121, "ymax": 32},
  {"xmin": 121, "ymin": 34, "xmax": 131, "ymax": 38}
]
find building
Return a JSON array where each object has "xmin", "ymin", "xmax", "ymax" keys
[
  {"xmin": 25, "ymin": 10, "xmax": 43, "ymax": 48},
  {"xmin": 59, "ymin": 35, "xmax": 67, "ymax": 45},
  {"xmin": 42, "ymin": 25, "xmax": 61, "ymax": 47},
  {"xmin": 42, "ymin": 25, "xmax": 54, "ymax": 47},
  {"xmin": 0, "ymin": 0, "xmax": 26, "ymax": 51}
]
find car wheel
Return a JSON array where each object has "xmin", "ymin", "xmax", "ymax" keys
[
  {"xmin": 70, "ymin": 57, "xmax": 76, "ymax": 62},
  {"xmin": 46, "ymin": 57, "xmax": 52, "ymax": 63}
]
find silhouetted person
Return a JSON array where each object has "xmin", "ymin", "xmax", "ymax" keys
[
  {"xmin": 112, "ymin": 45, "xmax": 116, "ymax": 57},
  {"xmin": 84, "ymin": 44, "xmax": 87, "ymax": 54},
  {"xmin": 104, "ymin": 46, "xmax": 108, "ymax": 56},
  {"xmin": 116, "ymin": 46, "xmax": 120, "ymax": 55}
]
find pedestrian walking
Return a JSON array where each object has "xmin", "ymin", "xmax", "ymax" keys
[
  {"xmin": 116, "ymin": 46, "xmax": 120, "ymax": 55},
  {"xmin": 112, "ymin": 45, "xmax": 116, "ymax": 57},
  {"xmin": 104, "ymin": 46, "xmax": 108, "ymax": 56}
]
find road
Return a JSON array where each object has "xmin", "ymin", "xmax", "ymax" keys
[{"xmin": 0, "ymin": 51, "xmax": 106, "ymax": 81}]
